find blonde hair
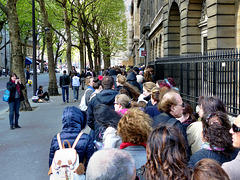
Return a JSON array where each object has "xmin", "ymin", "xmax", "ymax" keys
[
  {"xmin": 86, "ymin": 76, "xmax": 93, "ymax": 86},
  {"xmin": 116, "ymin": 74, "xmax": 127, "ymax": 84},
  {"xmin": 117, "ymin": 108, "xmax": 152, "ymax": 144},
  {"xmin": 143, "ymin": 82, "xmax": 156, "ymax": 93},
  {"xmin": 115, "ymin": 94, "xmax": 131, "ymax": 109}
]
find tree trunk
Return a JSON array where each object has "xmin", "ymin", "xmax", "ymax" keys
[
  {"xmin": 62, "ymin": 1, "xmax": 72, "ymax": 74},
  {"xmin": 97, "ymin": 41, "xmax": 101, "ymax": 74},
  {"xmin": 85, "ymin": 31, "xmax": 93, "ymax": 69},
  {"xmin": 76, "ymin": 0, "xmax": 84, "ymax": 71},
  {"xmin": 7, "ymin": 0, "xmax": 32, "ymax": 111},
  {"xmin": 93, "ymin": 36, "xmax": 99, "ymax": 73},
  {"xmin": 37, "ymin": 0, "xmax": 59, "ymax": 95}
]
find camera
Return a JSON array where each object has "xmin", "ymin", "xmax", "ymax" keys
[{"xmin": 16, "ymin": 77, "xmax": 19, "ymax": 79}]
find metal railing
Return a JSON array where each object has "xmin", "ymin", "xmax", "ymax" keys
[{"xmin": 150, "ymin": 49, "xmax": 240, "ymax": 116}]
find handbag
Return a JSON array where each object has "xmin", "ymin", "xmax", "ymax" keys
[{"xmin": 3, "ymin": 89, "xmax": 10, "ymax": 102}]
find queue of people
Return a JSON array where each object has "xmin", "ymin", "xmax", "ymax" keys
[
  {"xmin": 6, "ymin": 66, "xmax": 240, "ymax": 179},
  {"xmin": 51, "ymin": 66, "xmax": 240, "ymax": 180}
]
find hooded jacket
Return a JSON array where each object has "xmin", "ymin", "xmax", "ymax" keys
[
  {"xmin": 126, "ymin": 72, "xmax": 141, "ymax": 91},
  {"xmin": 49, "ymin": 106, "xmax": 94, "ymax": 167},
  {"xmin": 87, "ymin": 89, "xmax": 118, "ymax": 141}
]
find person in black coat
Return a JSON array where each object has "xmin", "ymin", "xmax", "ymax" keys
[
  {"xmin": 25, "ymin": 68, "xmax": 30, "ymax": 84},
  {"xmin": 49, "ymin": 106, "xmax": 94, "ymax": 168},
  {"xmin": 7, "ymin": 73, "xmax": 25, "ymax": 130},
  {"xmin": 59, "ymin": 70, "xmax": 70, "ymax": 103},
  {"xmin": 152, "ymin": 90, "xmax": 190, "ymax": 159},
  {"xmin": 126, "ymin": 70, "xmax": 141, "ymax": 92},
  {"xmin": 87, "ymin": 76, "xmax": 118, "ymax": 141}
]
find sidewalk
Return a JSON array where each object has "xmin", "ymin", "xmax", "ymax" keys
[{"xmin": 0, "ymin": 87, "xmax": 88, "ymax": 180}]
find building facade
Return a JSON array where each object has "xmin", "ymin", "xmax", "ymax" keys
[{"xmin": 130, "ymin": 0, "xmax": 240, "ymax": 66}]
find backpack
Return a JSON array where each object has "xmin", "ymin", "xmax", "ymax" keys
[
  {"xmin": 79, "ymin": 89, "xmax": 91, "ymax": 111},
  {"xmin": 3, "ymin": 89, "xmax": 10, "ymax": 102},
  {"xmin": 49, "ymin": 132, "xmax": 85, "ymax": 180}
]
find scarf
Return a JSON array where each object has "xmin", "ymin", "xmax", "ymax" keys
[
  {"xmin": 11, "ymin": 80, "xmax": 21, "ymax": 95},
  {"xmin": 119, "ymin": 142, "xmax": 146, "ymax": 149},
  {"xmin": 87, "ymin": 86, "xmax": 95, "ymax": 92},
  {"xmin": 201, "ymin": 142, "xmax": 225, "ymax": 151}
]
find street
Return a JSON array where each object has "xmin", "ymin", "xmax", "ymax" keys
[
  {"xmin": 0, "ymin": 80, "xmax": 87, "ymax": 180},
  {"xmin": 0, "ymin": 73, "xmax": 61, "ymax": 114}
]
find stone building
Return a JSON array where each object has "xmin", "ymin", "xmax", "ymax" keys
[{"xmin": 130, "ymin": 0, "xmax": 240, "ymax": 66}]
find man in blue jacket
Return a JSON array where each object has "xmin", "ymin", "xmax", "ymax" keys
[
  {"xmin": 49, "ymin": 106, "xmax": 94, "ymax": 168},
  {"xmin": 87, "ymin": 76, "xmax": 118, "ymax": 141}
]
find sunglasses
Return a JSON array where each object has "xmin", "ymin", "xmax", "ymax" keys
[
  {"xmin": 232, "ymin": 123, "xmax": 240, "ymax": 133},
  {"xmin": 177, "ymin": 103, "xmax": 185, "ymax": 107}
]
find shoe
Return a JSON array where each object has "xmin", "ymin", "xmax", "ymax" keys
[
  {"xmin": 10, "ymin": 126, "xmax": 14, "ymax": 130},
  {"xmin": 15, "ymin": 125, "xmax": 21, "ymax": 128},
  {"xmin": 67, "ymin": 100, "xmax": 69, "ymax": 103},
  {"xmin": 74, "ymin": 99, "xmax": 77, "ymax": 102}
]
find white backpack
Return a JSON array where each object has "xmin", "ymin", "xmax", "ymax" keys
[
  {"xmin": 49, "ymin": 132, "xmax": 85, "ymax": 180},
  {"xmin": 79, "ymin": 89, "xmax": 91, "ymax": 111}
]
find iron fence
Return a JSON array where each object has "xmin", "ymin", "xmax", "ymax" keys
[{"xmin": 150, "ymin": 49, "xmax": 240, "ymax": 116}]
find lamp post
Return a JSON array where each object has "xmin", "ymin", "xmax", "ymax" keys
[
  {"xmin": 32, "ymin": 0, "xmax": 37, "ymax": 96},
  {"xmin": 32, "ymin": 0, "xmax": 50, "ymax": 95},
  {"xmin": 5, "ymin": 25, "xmax": 7, "ymax": 77},
  {"xmin": 83, "ymin": 34, "xmax": 86, "ymax": 74}
]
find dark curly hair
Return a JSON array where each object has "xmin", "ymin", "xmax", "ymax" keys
[
  {"xmin": 144, "ymin": 124, "xmax": 190, "ymax": 180},
  {"xmin": 202, "ymin": 111, "xmax": 233, "ymax": 157},
  {"xmin": 198, "ymin": 96, "xmax": 226, "ymax": 115}
]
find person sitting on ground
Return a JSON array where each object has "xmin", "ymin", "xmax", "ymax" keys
[
  {"xmin": 144, "ymin": 124, "xmax": 190, "ymax": 180},
  {"xmin": 188, "ymin": 111, "xmax": 239, "ymax": 168},
  {"xmin": 117, "ymin": 108, "xmax": 152, "ymax": 176},
  {"xmin": 93, "ymin": 104, "xmax": 122, "ymax": 149},
  {"xmin": 49, "ymin": 106, "xmax": 94, "ymax": 168},
  {"xmin": 86, "ymin": 149, "xmax": 137, "ymax": 180},
  {"xmin": 114, "ymin": 94, "xmax": 132, "ymax": 116},
  {"xmin": 35, "ymin": 85, "xmax": 50, "ymax": 101},
  {"xmin": 222, "ymin": 115, "xmax": 240, "ymax": 180},
  {"xmin": 192, "ymin": 158, "xmax": 230, "ymax": 180},
  {"xmin": 116, "ymin": 74, "xmax": 140, "ymax": 101}
]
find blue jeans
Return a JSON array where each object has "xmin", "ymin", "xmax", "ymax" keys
[
  {"xmin": 9, "ymin": 98, "xmax": 20, "ymax": 127},
  {"xmin": 62, "ymin": 86, "xmax": 69, "ymax": 102},
  {"xmin": 73, "ymin": 86, "xmax": 79, "ymax": 100}
]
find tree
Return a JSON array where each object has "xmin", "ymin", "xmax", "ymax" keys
[
  {"xmin": 0, "ymin": 0, "xmax": 32, "ymax": 111},
  {"xmin": 55, "ymin": 0, "xmax": 73, "ymax": 74},
  {"xmin": 36, "ymin": 0, "xmax": 59, "ymax": 95}
]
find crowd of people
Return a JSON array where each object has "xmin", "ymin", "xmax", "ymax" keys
[
  {"xmin": 6, "ymin": 65, "xmax": 240, "ymax": 179},
  {"xmin": 50, "ymin": 65, "xmax": 240, "ymax": 179}
]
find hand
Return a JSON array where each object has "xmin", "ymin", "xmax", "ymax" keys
[
  {"xmin": 18, "ymin": 79, "xmax": 21, "ymax": 84},
  {"xmin": 15, "ymin": 79, "xmax": 18, "ymax": 84}
]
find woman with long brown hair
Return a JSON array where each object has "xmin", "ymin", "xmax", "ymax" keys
[
  {"xmin": 144, "ymin": 124, "xmax": 190, "ymax": 180},
  {"xmin": 188, "ymin": 111, "xmax": 238, "ymax": 168},
  {"xmin": 116, "ymin": 74, "xmax": 140, "ymax": 101}
]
